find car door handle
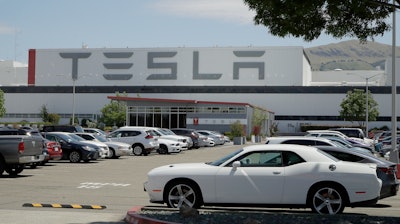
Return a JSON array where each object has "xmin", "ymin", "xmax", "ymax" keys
[{"xmin": 273, "ymin": 171, "xmax": 281, "ymax": 175}]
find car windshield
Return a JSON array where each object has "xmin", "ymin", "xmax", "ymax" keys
[
  {"xmin": 92, "ymin": 134, "xmax": 108, "ymax": 142},
  {"xmin": 162, "ymin": 129, "xmax": 176, "ymax": 135},
  {"xmin": 207, "ymin": 149, "xmax": 243, "ymax": 166},
  {"xmin": 329, "ymin": 138, "xmax": 352, "ymax": 148},
  {"xmin": 67, "ymin": 133, "xmax": 86, "ymax": 141}
]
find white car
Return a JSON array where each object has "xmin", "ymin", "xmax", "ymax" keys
[
  {"xmin": 151, "ymin": 128, "xmax": 189, "ymax": 150},
  {"xmin": 159, "ymin": 128, "xmax": 193, "ymax": 149},
  {"xmin": 75, "ymin": 132, "xmax": 132, "ymax": 158},
  {"xmin": 196, "ymin": 130, "xmax": 225, "ymax": 145},
  {"xmin": 144, "ymin": 144, "xmax": 381, "ymax": 215},
  {"xmin": 107, "ymin": 126, "xmax": 159, "ymax": 156},
  {"xmin": 156, "ymin": 138, "xmax": 183, "ymax": 154}
]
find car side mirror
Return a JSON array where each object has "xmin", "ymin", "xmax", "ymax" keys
[{"xmin": 232, "ymin": 161, "xmax": 241, "ymax": 171}]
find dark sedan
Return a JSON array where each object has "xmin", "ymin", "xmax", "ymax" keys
[
  {"xmin": 42, "ymin": 132, "xmax": 99, "ymax": 163},
  {"xmin": 316, "ymin": 146, "xmax": 399, "ymax": 199}
]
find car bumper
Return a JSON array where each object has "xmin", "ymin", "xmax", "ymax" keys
[
  {"xmin": 115, "ymin": 148, "xmax": 132, "ymax": 156},
  {"xmin": 168, "ymin": 146, "xmax": 181, "ymax": 153},
  {"xmin": 19, "ymin": 154, "xmax": 45, "ymax": 164}
]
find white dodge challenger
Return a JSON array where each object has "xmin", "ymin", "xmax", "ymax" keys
[{"xmin": 144, "ymin": 144, "xmax": 382, "ymax": 214}]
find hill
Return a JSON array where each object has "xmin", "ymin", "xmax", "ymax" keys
[{"xmin": 305, "ymin": 40, "xmax": 400, "ymax": 71}]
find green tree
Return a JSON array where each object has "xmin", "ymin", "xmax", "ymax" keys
[
  {"xmin": 0, "ymin": 90, "xmax": 5, "ymax": 117},
  {"xmin": 243, "ymin": 0, "xmax": 398, "ymax": 42},
  {"xmin": 100, "ymin": 92, "xmax": 127, "ymax": 127},
  {"xmin": 40, "ymin": 104, "xmax": 60, "ymax": 124},
  {"xmin": 339, "ymin": 89, "xmax": 379, "ymax": 127}
]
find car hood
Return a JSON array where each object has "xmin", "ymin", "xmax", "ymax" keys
[{"xmin": 148, "ymin": 162, "xmax": 214, "ymax": 175}]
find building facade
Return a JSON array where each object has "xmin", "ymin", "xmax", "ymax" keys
[{"xmin": 0, "ymin": 46, "xmax": 397, "ymax": 134}]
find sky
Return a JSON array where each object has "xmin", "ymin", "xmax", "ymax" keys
[{"xmin": 0, "ymin": 0, "xmax": 399, "ymax": 64}]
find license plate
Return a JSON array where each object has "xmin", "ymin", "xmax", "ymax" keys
[{"xmin": 54, "ymin": 147, "xmax": 59, "ymax": 151}]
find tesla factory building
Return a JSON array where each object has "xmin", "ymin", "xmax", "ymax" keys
[{"xmin": 0, "ymin": 46, "xmax": 395, "ymax": 134}]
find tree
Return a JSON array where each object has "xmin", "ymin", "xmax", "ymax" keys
[
  {"xmin": 100, "ymin": 92, "xmax": 127, "ymax": 127},
  {"xmin": 40, "ymin": 104, "xmax": 60, "ymax": 124},
  {"xmin": 243, "ymin": 0, "xmax": 399, "ymax": 42},
  {"xmin": 339, "ymin": 89, "xmax": 379, "ymax": 127},
  {"xmin": 0, "ymin": 89, "xmax": 6, "ymax": 118}
]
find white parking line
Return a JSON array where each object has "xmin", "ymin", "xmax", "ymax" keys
[{"xmin": 77, "ymin": 182, "xmax": 131, "ymax": 189}]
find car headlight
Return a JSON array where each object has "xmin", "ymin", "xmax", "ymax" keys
[{"xmin": 82, "ymin": 145, "xmax": 96, "ymax": 151}]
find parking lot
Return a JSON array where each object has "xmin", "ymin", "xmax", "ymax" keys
[{"xmin": 2, "ymin": 142, "xmax": 400, "ymax": 224}]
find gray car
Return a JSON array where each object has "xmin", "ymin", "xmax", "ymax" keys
[{"xmin": 316, "ymin": 146, "xmax": 399, "ymax": 200}]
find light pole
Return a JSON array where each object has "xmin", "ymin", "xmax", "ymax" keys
[
  {"xmin": 72, "ymin": 78, "xmax": 76, "ymax": 125},
  {"xmin": 364, "ymin": 74, "xmax": 381, "ymax": 136}
]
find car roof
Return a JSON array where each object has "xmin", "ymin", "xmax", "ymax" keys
[{"xmin": 241, "ymin": 144, "xmax": 335, "ymax": 162}]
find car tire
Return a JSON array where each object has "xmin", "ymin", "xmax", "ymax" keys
[
  {"xmin": 132, "ymin": 144, "xmax": 144, "ymax": 156},
  {"xmin": 69, "ymin": 151, "xmax": 81, "ymax": 163},
  {"xmin": 158, "ymin": 145, "xmax": 168, "ymax": 154},
  {"xmin": 5, "ymin": 164, "xmax": 24, "ymax": 176},
  {"xmin": 165, "ymin": 180, "xmax": 203, "ymax": 208},
  {"xmin": 0, "ymin": 158, "xmax": 5, "ymax": 175},
  {"xmin": 108, "ymin": 148, "xmax": 116, "ymax": 159},
  {"xmin": 308, "ymin": 184, "xmax": 346, "ymax": 214}
]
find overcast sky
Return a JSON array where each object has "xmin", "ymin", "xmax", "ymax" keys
[{"xmin": 0, "ymin": 0, "xmax": 398, "ymax": 63}]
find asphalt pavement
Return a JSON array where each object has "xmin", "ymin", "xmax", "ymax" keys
[{"xmin": 1, "ymin": 141, "xmax": 400, "ymax": 224}]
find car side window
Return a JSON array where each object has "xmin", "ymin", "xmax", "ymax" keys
[
  {"xmin": 237, "ymin": 152, "xmax": 282, "ymax": 167},
  {"xmin": 283, "ymin": 139, "xmax": 315, "ymax": 146},
  {"xmin": 324, "ymin": 151, "xmax": 363, "ymax": 162},
  {"xmin": 282, "ymin": 151, "xmax": 305, "ymax": 166},
  {"xmin": 314, "ymin": 140, "xmax": 331, "ymax": 146}
]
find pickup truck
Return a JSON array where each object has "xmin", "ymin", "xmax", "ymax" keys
[{"xmin": 0, "ymin": 134, "xmax": 45, "ymax": 175}]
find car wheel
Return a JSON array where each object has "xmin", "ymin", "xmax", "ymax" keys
[
  {"xmin": 132, "ymin": 144, "xmax": 144, "ymax": 156},
  {"xmin": 69, "ymin": 151, "xmax": 81, "ymax": 163},
  {"xmin": 108, "ymin": 148, "xmax": 115, "ymax": 158},
  {"xmin": 165, "ymin": 180, "xmax": 203, "ymax": 208},
  {"xmin": 309, "ymin": 185, "xmax": 346, "ymax": 214},
  {"xmin": 5, "ymin": 164, "xmax": 24, "ymax": 176},
  {"xmin": 0, "ymin": 158, "xmax": 5, "ymax": 175},
  {"xmin": 158, "ymin": 145, "xmax": 168, "ymax": 154}
]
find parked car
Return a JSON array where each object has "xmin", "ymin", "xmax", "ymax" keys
[
  {"xmin": 41, "ymin": 138, "xmax": 63, "ymax": 164},
  {"xmin": 316, "ymin": 146, "xmax": 399, "ymax": 199},
  {"xmin": 41, "ymin": 125, "xmax": 84, "ymax": 133},
  {"xmin": 265, "ymin": 136, "xmax": 339, "ymax": 147},
  {"xmin": 196, "ymin": 130, "xmax": 225, "ymax": 145},
  {"xmin": 83, "ymin": 128, "xmax": 108, "ymax": 137},
  {"xmin": 150, "ymin": 128, "xmax": 189, "ymax": 150},
  {"xmin": 75, "ymin": 132, "xmax": 132, "ymax": 158},
  {"xmin": 0, "ymin": 127, "xmax": 58, "ymax": 167},
  {"xmin": 159, "ymin": 128, "xmax": 193, "ymax": 149},
  {"xmin": 306, "ymin": 130, "xmax": 348, "ymax": 139},
  {"xmin": 42, "ymin": 132, "xmax": 100, "ymax": 163},
  {"xmin": 144, "ymin": 144, "xmax": 381, "ymax": 215},
  {"xmin": 321, "ymin": 136, "xmax": 374, "ymax": 153},
  {"xmin": 170, "ymin": 128, "xmax": 204, "ymax": 149},
  {"xmin": 330, "ymin": 128, "xmax": 374, "ymax": 146},
  {"xmin": 107, "ymin": 126, "xmax": 159, "ymax": 156},
  {"xmin": 155, "ymin": 138, "xmax": 183, "ymax": 154},
  {"xmin": 66, "ymin": 134, "xmax": 109, "ymax": 159}
]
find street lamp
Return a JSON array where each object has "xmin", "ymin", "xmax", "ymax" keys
[
  {"xmin": 347, "ymin": 73, "xmax": 382, "ymax": 135},
  {"xmin": 72, "ymin": 77, "xmax": 76, "ymax": 125},
  {"xmin": 364, "ymin": 74, "xmax": 382, "ymax": 136}
]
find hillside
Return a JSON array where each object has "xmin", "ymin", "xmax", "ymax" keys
[{"xmin": 305, "ymin": 40, "xmax": 400, "ymax": 71}]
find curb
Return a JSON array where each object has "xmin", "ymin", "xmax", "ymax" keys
[
  {"xmin": 125, "ymin": 206, "xmax": 179, "ymax": 224},
  {"xmin": 22, "ymin": 203, "xmax": 106, "ymax": 209}
]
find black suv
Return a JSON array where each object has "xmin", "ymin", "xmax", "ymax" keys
[
  {"xmin": 170, "ymin": 128, "xmax": 201, "ymax": 149},
  {"xmin": 41, "ymin": 125, "xmax": 84, "ymax": 133}
]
